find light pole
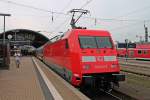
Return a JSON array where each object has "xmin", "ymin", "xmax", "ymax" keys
[
  {"xmin": 144, "ymin": 23, "xmax": 148, "ymax": 42},
  {"xmin": 125, "ymin": 39, "xmax": 128, "ymax": 61},
  {"xmin": 0, "ymin": 13, "xmax": 11, "ymax": 44}
]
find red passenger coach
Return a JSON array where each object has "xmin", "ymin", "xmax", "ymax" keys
[
  {"xmin": 42, "ymin": 29, "xmax": 125, "ymax": 90},
  {"xmin": 117, "ymin": 43, "xmax": 150, "ymax": 59}
]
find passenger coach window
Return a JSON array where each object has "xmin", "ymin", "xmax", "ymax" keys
[
  {"xmin": 143, "ymin": 50, "xmax": 148, "ymax": 54},
  {"xmin": 96, "ymin": 37, "xmax": 112, "ymax": 48},
  {"xmin": 138, "ymin": 50, "xmax": 142, "ymax": 54},
  {"xmin": 79, "ymin": 36, "xmax": 97, "ymax": 48}
]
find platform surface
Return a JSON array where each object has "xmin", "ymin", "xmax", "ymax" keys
[{"xmin": 0, "ymin": 57, "xmax": 45, "ymax": 100}]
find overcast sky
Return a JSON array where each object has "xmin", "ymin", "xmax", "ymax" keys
[{"xmin": 0, "ymin": 0, "xmax": 150, "ymax": 42}]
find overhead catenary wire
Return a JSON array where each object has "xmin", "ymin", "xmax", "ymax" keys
[
  {"xmin": 1, "ymin": 0, "xmax": 150, "ymax": 43},
  {"xmin": 60, "ymin": 0, "xmax": 73, "ymax": 12},
  {"xmin": 51, "ymin": 0, "xmax": 94, "ymax": 32},
  {"xmin": 1, "ymin": 0, "xmax": 149, "ymax": 23},
  {"xmin": 51, "ymin": 17, "xmax": 71, "ymax": 33},
  {"xmin": 114, "ymin": 5, "xmax": 150, "ymax": 19},
  {"xmin": 1, "ymin": 0, "xmax": 150, "ymax": 33},
  {"xmin": 0, "ymin": 0, "xmax": 68, "ymax": 15},
  {"xmin": 72, "ymin": 3, "xmax": 150, "ymax": 30},
  {"xmin": 110, "ymin": 20, "xmax": 150, "ymax": 32},
  {"xmin": 82, "ymin": 3, "xmax": 150, "ymax": 29},
  {"xmin": 51, "ymin": 0, "xmax": 73, "ymax": 22},
  {"xmin": 0, "ymin": 0, "xmax": 72, "ymax": 33},
  {"xmin": 103, "ymin": 4, "xmax": 150, "ymax": 31},
  {"xmin": 80, "ymin": 0, "xmax": 94, "ymax": 9},
  {"xmin": 50, "ymin": 0, "xmax": 73, "ymax": 32},
  {"xmin": 0, "ymin": 0, "xmax": 73, "ymax": 33},
  {"xmin": 48, "ymin": 0, "xmax": 150, "ymax": 33}
]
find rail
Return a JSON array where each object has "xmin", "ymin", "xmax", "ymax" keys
[{"xmin": 99, "ymin": 89, "xmax": 122, "ymax": 100}]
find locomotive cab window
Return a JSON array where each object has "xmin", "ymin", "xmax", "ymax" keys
[
  {"xmin": 79, "ymin": 36, "xmax": 97, "ymax": 48},
  {"xmin": 96, "ymin": 37, "xmax": 112, "ymax": 48},
  {"xmin": 79, "ymin": 36, "xmax": 113, "ymax": 49}
]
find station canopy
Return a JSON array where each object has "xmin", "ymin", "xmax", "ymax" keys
[{"xmin": 0, "ymin": 29, "xmax": 49, "ymax": 48}]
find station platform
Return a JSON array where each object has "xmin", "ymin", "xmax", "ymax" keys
[
  {"xmin": 0, "ymin": 57, "xmax": 89, "ymax": 100},
  {"xmin": 0, "ymin": 57, "xmax": 45, "ymax": 100}
]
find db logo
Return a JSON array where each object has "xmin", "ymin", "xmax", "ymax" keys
[{"xmin": 97, "ymin": 56, "xmax": 103, "ymax": 61}]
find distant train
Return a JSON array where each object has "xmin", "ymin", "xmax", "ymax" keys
[
  {"xmin": 36, "ymin": 29, "xmax": 125, "ymax": 91},
  {"xmin": 19, "ymin": 45, "xmax": 36, "ymax": 56},
  {"xmin": 117, "ymin": 43, "xmax": 150, "ymax": 59}
]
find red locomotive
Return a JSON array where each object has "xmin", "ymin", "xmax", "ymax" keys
[
  {"xmin": 37, "ymin": 29, "xmax": 125, "ymax": 90},
  {"xmin": 36, "ymin": 9, "xmax": 125, "ymax": 91}
]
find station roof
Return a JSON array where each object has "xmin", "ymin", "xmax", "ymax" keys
[{"xmin": 0, "ymin": 29, "xmax": 49, "ymax": 48}]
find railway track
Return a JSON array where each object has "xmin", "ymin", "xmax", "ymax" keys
[
  {"xmin": 120, "ymin": 61, "xmax": 150, "ymax": 77},
  {"xmin": 111, "ymin": 90, "xmax": 135, "ymax": 100},
  {"xmin": 119, "ymin": 58, "xmax": 150, "ymax": 77},
  {"xmin": 119, "ymin": 59, "xmax": 150, "ymax": 66},
  {"xmin": 119, "ymin": 60, "xmax": 150, "ymax": 68},
  {"xmin": 120, "ymin": 63, "xmax": 150, "ymax": 70},
  {"xmin": 120, "ymin": 69, "xmax": 150, "ymax": 100},
  {"xmin": 81, "ymin": 87, "xmax": 135, "ymax": 100},
  {"xmin": 121, "ymin": 69, "xmax": 150, "ymax": 77},
  {"xmin": 99, "ymin": 89, "xmax": 122, "ymax": 100}
]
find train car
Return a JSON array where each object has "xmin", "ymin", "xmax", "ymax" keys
[
  {"xmin": 42, "ymin": 29, "xmax": 125, "ymax": 91},
  {"xmin": 134, "ymin": 43, "xmax": 150, "ymax": 58},
  {"xmin": 117, "ymin": 43, "xmax": 135, "ymax": 57},
  {"xmin": 19, "ymin": 45, "xmax": 36, "ymax": 56},
  {"xmin": 117, "ymin": 43, "xmax": 150, "ymax": 59}
]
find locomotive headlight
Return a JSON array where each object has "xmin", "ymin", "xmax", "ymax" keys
[
  {"xmin": 83, "ymin": 64, "xmax": 91, "ymax": 70},
  {"xmin": 73, "ymin": 74, "xmax": 80, "ymax": 77}
]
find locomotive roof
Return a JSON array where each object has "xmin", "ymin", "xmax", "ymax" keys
[{"xmin": 62, "ymin": 29, "xmax": 111, "ymax": 39}]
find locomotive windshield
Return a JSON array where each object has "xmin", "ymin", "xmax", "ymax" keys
[
  {"xmin": 79, "ymin": 36, "xmax": 112, "ymax": 49},
  {"xmin": 79, "ymin": 36, "xmax": 97, "ymax": 48}
]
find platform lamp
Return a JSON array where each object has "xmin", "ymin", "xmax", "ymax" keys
[
  {"xmin": 0, "ymin": 13, "xmax": 11, "ymax": 65},
  {"xmin": 0, "ymin": 13, "xmax": 11, "ymax": 44}
]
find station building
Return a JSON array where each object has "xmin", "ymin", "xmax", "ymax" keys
[{"xmin": 0, "ymin": 29, "xmax": 49, "ymax": 55}]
